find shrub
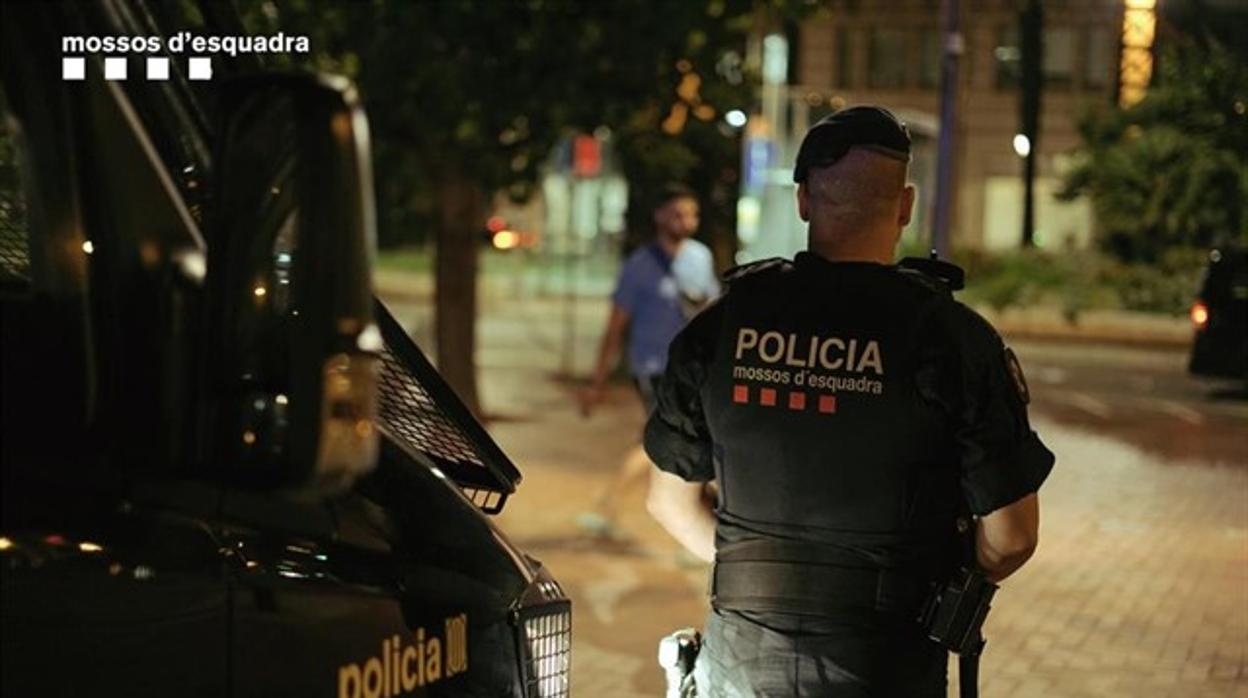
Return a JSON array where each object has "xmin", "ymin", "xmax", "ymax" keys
[
  {"xmin": 1095, "ymin": 247, "xmax": 1207, "ymax": 315},
  {"xmin": 959, "ymin": 248, "xmax": 1075, "ymax": 313},
  {"xmin": 955, "ymin": 246, "xmax": 1205, "ymax": 318}
]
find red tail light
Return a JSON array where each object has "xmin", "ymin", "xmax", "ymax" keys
[{"xmin": 1191, "ymin": 302, "xmax": 1209, "ymax": 330}]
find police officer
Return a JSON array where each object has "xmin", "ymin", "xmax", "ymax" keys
[{"xmin": 643, "ymin": 106, "xmax": 1055, "ymax": 697}]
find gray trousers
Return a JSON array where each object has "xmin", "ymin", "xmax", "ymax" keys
[{"xmin": 692, "ymin": 609, "xmax": 948, "ymax": 698}]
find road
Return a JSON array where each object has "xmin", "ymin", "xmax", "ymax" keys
[
  {"xmin": 385, "ymin": 293, "xmax": 1248, "ymax": 697},
  {"xmin": 1014, "ymin": 340, "xmax": 1247, "ymax": 466}
]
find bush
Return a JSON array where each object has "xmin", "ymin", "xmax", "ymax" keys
[
  {"xmin": 958, "ymin": 248, "xmax": 1076, "ymax": 314},
  {"xmin": 954, "ymin": 246, "xmax": 1205, "ymax": 318},
  {"xmin": 1094, "ymin": 247, "xmax": 1207, "ymax": 315}
]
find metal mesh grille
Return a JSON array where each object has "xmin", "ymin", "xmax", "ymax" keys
[
  {"xmin": 0, "ymin": 151, "xmax": 31, "ymax": 285},
  {"xmin": 461, "ymin": 487, "xmax": 505, "ymax": 512},
  {"xmin": 374, "ymin": 300, "xmax": 519, "ymax": 515},
  {"xmin": 522, "ymin": 605, "xmax": 571, "ymax": 698},
  {"xmin": 377, "ymin": 342, "xmax": 485, "ymax": 468}
]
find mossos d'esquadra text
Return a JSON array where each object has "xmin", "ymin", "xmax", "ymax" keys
[{"xmin": 62, "ymin": 33, "xmax": 310, "ymax": 58}]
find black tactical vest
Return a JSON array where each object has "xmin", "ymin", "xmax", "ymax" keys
[{"xmin": 701, "ymin": 253, "xmax": 963, "ymax": 573}]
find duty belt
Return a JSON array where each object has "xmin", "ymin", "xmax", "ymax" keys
[{"xmin": 709, "ymin": 540, "xmax": 926, "ymax": 617}]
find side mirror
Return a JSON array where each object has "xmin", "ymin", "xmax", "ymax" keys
[{"xmin": 204, "ymin": 74, "xmax": 379, "ymax": 495}]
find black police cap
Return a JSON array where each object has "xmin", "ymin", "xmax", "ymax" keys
[{"xmin": 793, "ymin": 106, "xmax": 912, "ymax": 183}]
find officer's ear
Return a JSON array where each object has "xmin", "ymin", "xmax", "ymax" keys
[
  {"xmin": 898, "ymin": 184, "xmax": 917, "ymax": 228},
  {"xmin": 797, "ymin": 183, "xmax": 811, "ymax": 222}
]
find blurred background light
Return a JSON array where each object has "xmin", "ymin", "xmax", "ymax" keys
[{"xmin": 1013, "ymin": 133, "xmax": 1032, "ymax": 157}]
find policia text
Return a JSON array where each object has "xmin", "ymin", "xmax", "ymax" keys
[
  {"xmin": 733, "ymin": 328, "xmax": 886, "ymax": 396},
  {"xmin": 337, "ymin": 614, "xmax": 468, "ymax": 698}
]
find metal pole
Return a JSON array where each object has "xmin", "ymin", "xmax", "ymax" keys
[
  {"xmin": 932, "ymin": 0, "xmax": 963, "ymax": 259},
  {"xmin": 1022, "ymin": 131, "xmax": 1037, "ymax": 247},
  {"xmin": 561, "ymin": 175, "xmax": 577, "ymax": 377},
  {"xmin": 1020, "ymin": 0, "xmax": 1043, "ymax": 247}
]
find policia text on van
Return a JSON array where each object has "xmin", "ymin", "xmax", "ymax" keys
[{"xmin": 0, "ymin": 2, "xmax": 569, "ymax": 696}]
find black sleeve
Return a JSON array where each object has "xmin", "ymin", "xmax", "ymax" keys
[
  {"xmin": 938, "ymin": 305, "xmax": 1055, "ymax": 516},
  {"xmin": 642, "ymin": 301, "xmax": 723, "ymax": 482}
]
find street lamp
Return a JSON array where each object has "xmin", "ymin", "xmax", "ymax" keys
[{"xmin": 1013, "ymin": 134, "xmax": 1031, "ymax": 158}]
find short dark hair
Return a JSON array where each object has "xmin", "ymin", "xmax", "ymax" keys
[{"xmin": 655, "ymin": 183, "xmax": 697, "ymax": 209}]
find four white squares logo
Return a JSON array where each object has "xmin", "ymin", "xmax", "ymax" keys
[
  {"xmin": 59, "ymin": 55, "xmax": 212, "ymax": 81},
  {"xmin": 188, "ymin": 57, "xmax": 212, "ymax": 81},
  {"xmin": 103, "ymin": 57, "xmax": 127, "ymax": 81},
  {"xmin": 146, "ymin": 57, "xmax": 169, "ymax": 81},
  {"xmin": 62, "ymin": 57, "xmax": 86, "ymax": 81}
]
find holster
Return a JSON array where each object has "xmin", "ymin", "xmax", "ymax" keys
[
  {"xmin": 918, "ymin": 566, "xmax": 996, "ymax": 656},
  {"xmin": 918, "ymin": 566, "xmax": 995, "ymax": 698},
  {"xmin": 657, "ymin": 628, "xmax": 701, "ymax": 698},
  {"xmin": 918, "ymin": 513, "xmax": 998, "ymax": 698}
]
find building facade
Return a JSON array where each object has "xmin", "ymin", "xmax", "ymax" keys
[{"xmin": 795, "ymin": 0, "xmax": 1124, "ymax": 251}]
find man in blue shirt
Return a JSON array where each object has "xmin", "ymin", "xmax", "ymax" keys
[{"xmin": 579, "ymin": 184, "xmax": 720, "ymax": 538}]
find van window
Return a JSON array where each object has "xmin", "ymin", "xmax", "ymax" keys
[{"xmin": 91, "ymin": 0, "xmax": 218, "ymax": 223}]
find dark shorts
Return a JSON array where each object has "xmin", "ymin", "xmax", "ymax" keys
[
  {"xmin": 634, "ymin": 374, "xmax": 663, "ymax": 417},
  {"xmin": 693, "ymin": 609, "xmax": 948, "ymax": 698}
]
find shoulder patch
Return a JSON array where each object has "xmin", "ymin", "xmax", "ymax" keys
[
  {"xmin": 1004, "ymin": 347, "xmax": 1031, "ymax": 405},
  {"xmin": 722, "ymin": 257, "xmax": 792, "ymax": 284}
]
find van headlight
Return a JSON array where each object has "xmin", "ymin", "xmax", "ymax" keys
[
  {"xmin": 517, "ymin": 601, "xmax": 571, "ymax": 698},
  {"xmin": 513, "ymin": 569, "xmax": 571, "ymax": 698}
]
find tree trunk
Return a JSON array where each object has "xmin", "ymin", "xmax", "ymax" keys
[{"xmin": 434, "ymin": 166, "xmax": 485, "ymax": 416}]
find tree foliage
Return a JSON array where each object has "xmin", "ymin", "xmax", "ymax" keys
[
  {"xmin": 1058, "ymin": 40, "xmax": 1248, "ymax": 262},
  {"xmin": 240, "ymin": 0, "xmax": 813, "ymax": 412},
  {"xmin": 244, "ymin": 0, "xmax": 797, "ymax": 244}
]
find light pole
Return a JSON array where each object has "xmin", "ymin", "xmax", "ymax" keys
[
  {"xmin": 932, "ymin": 0, "xmax": 963, "ymax": 259},
  {"xmin": 1020, "ymin": 0, "xmax": 1043, "ymax": 248}
]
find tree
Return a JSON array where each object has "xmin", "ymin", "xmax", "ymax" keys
[
  {"xmin": 244, "ymin": 0, "xmax": 805, "ymax": 414},
  {"xmin": 1058, "ymin": 39, "xmax": 1248, "ymax": 262}
]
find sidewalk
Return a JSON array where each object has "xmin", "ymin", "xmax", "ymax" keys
[
  {"xmin": 478, "ymin": 297, "xmax": 1245, "ymax": 698},
  {"xmin": 379, "ymin": 276, "xmax": 1245, "ymax": 697}
]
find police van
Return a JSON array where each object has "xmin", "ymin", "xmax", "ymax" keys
[{"xmin": 0, "ymin": 2, "xmax": 570, "ymax": 696}]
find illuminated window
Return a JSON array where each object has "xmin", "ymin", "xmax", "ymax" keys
[{"xmin": 1119, "ymin": 0, "xmax": 1157, "ymax": 107}]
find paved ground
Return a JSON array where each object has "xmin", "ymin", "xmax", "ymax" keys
[{"xmin": 385, "ymin": 290, "xmax": 1248, "ymax": 697}]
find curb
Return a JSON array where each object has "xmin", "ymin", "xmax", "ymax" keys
[{"xmin": 974, "ymin": 306, "xmax": 1192, "ymax": 350}]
